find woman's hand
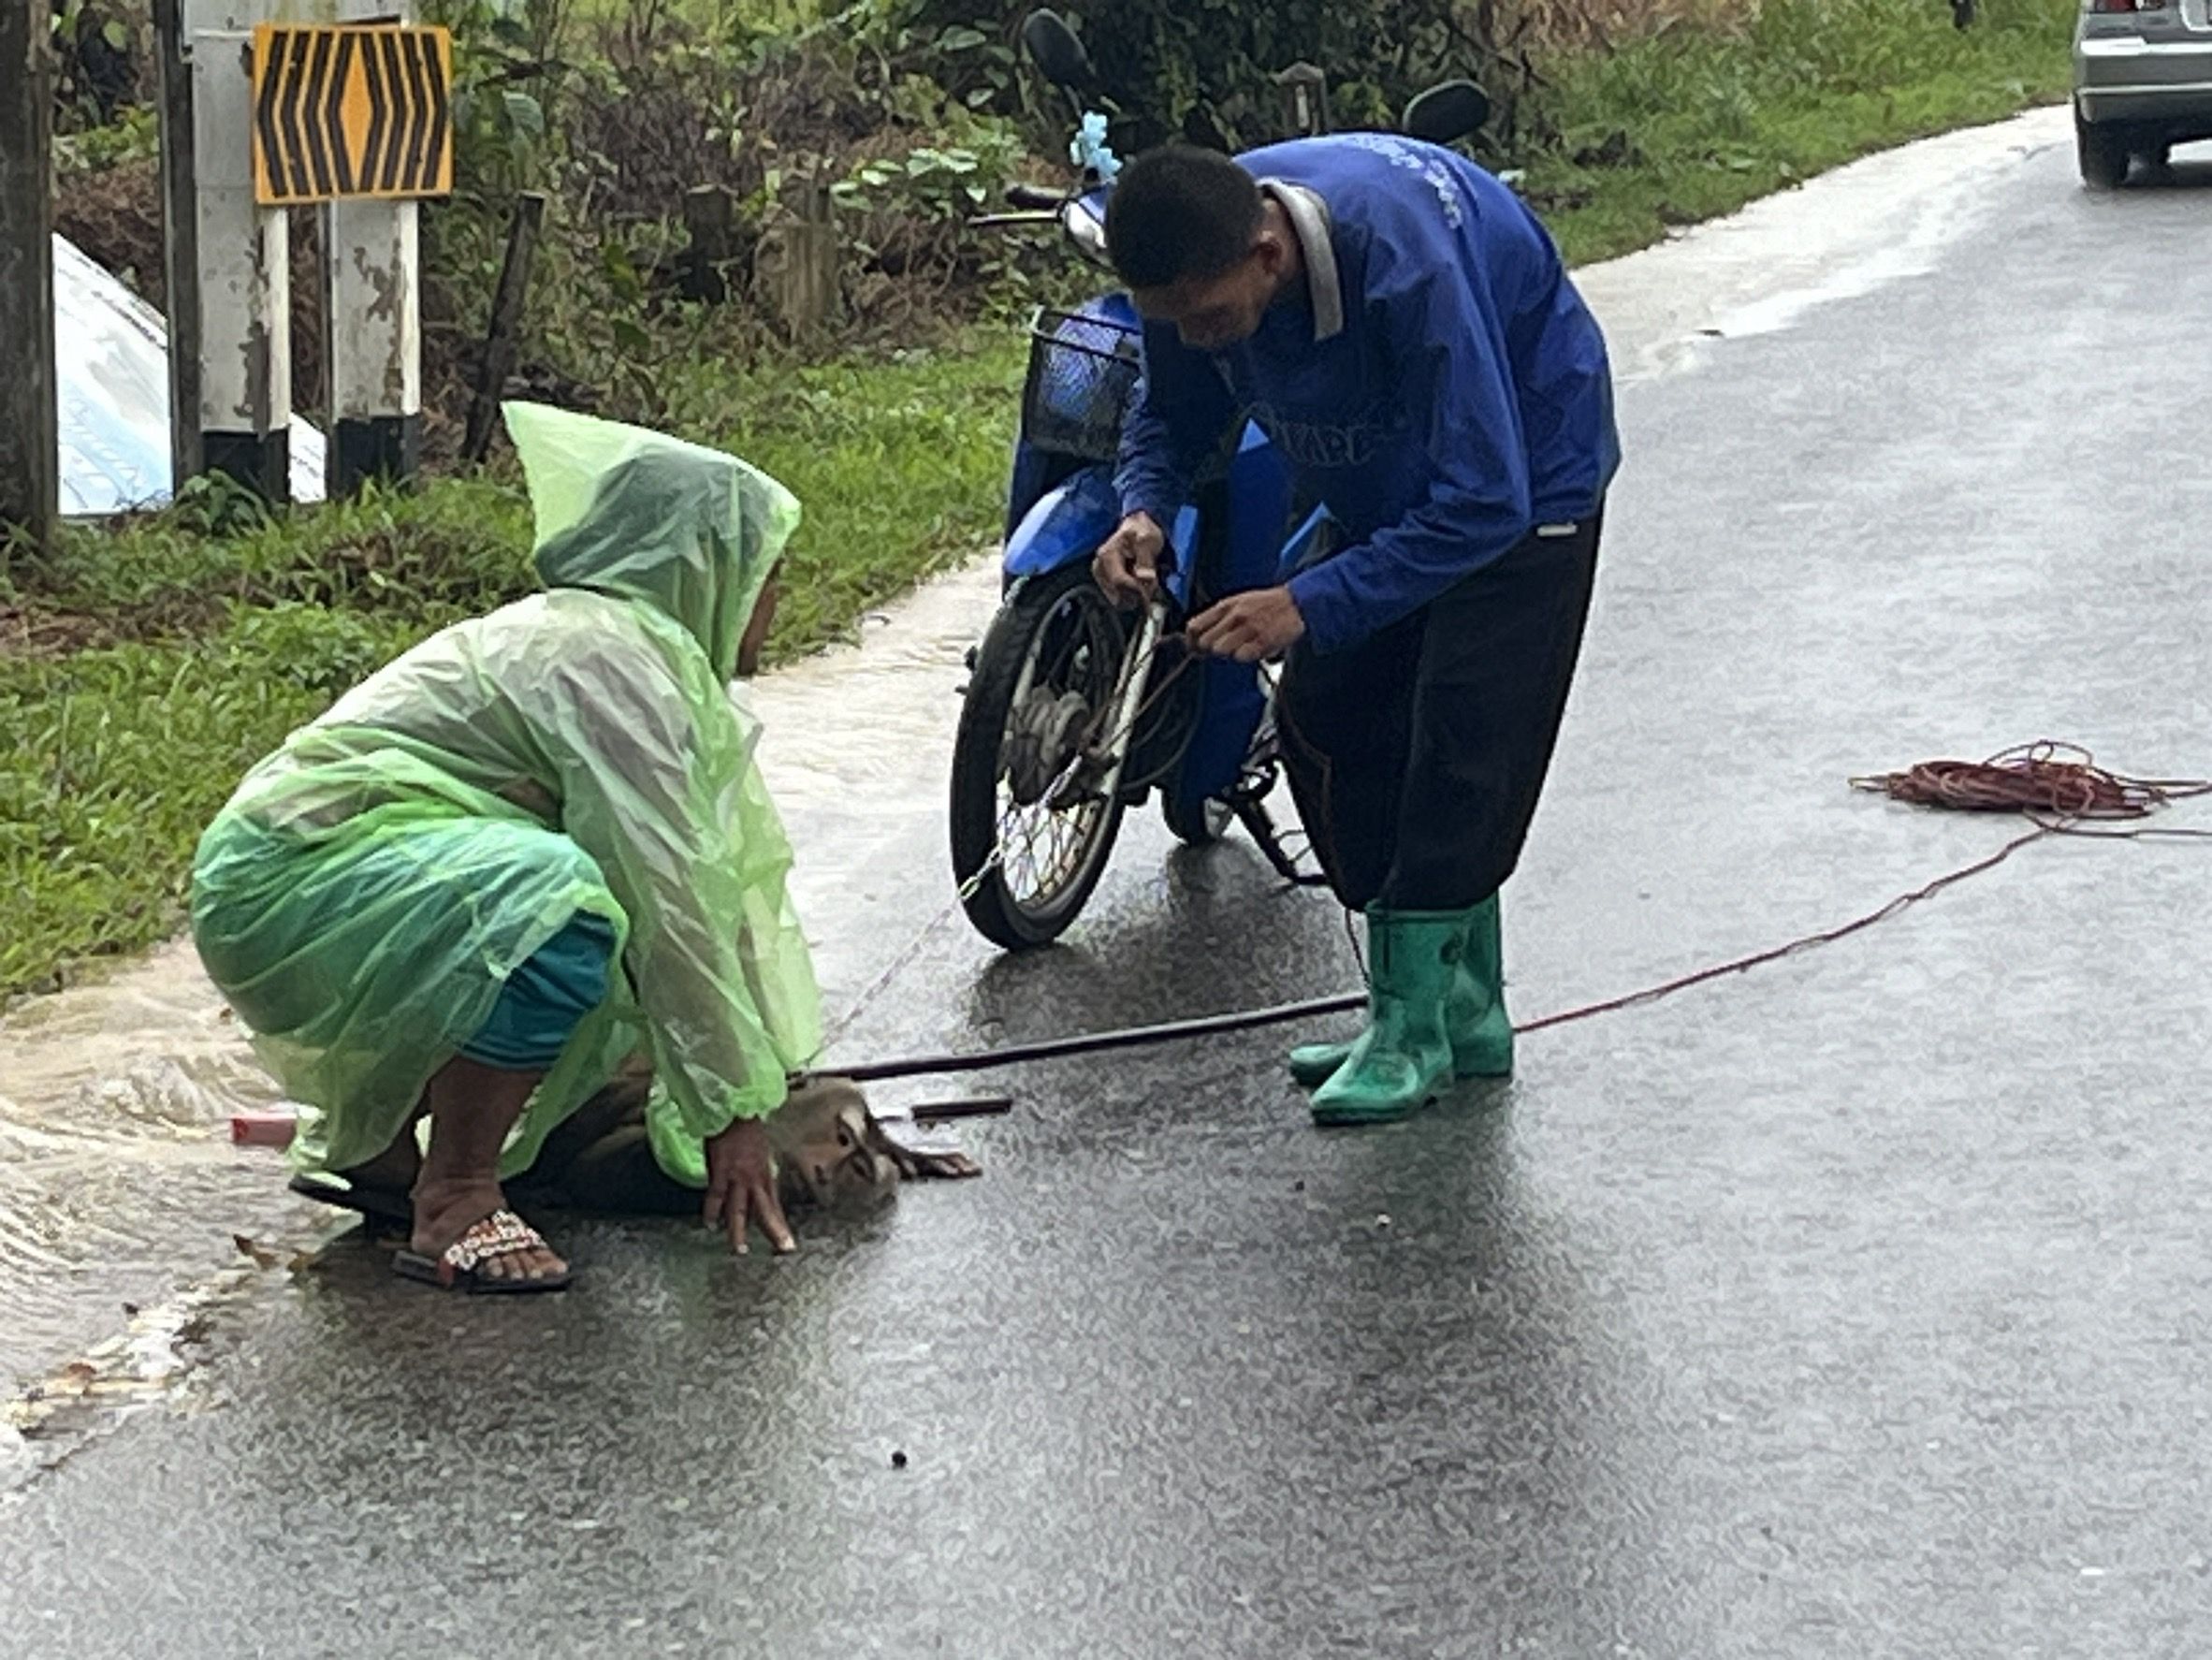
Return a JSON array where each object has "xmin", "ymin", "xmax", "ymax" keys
[{"xmin": 704, "ymin": 1117, "xmax": 796, "ymax": 1255}]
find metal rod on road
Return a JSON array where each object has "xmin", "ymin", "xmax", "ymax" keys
[
  {"xmin": 0, "ymin": 0, "xmax": 60, "ymax": 552},
  {"xmin": 832, "ymin": 991, "xmax": 1365, "ymax": 1084}
]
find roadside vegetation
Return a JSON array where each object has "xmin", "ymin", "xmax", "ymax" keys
[{"xmin": 5, "ymin": 0, "xmax": 2074, "ymax": 997}]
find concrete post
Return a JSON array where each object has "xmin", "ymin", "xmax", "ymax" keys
[
  {"xmin": 0, "ymin": 0, "xmax": 60, "ymax": 546},
  {"xmin": 681, "ymin": 184, "xmax": 735, "ymax": 303},
  {"xmin": 187, "ymin": 0, "xmax": 291, "ymax": 501},
  {"xmin": 770, "ymin": 170, "xmax": 839, "ymax": 340},
  {"xmin": 325, "ymin": 0, "xmax": 421, "ymax": 493},
  {"xmin": 1274, "ymin": 65, "xmax": 1332, "ymax": 138}
]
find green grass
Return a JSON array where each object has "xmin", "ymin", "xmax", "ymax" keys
[
  {"xmin": 11, "ymin": 335, "xmax": 1026, "ymax": 663},
  {"xmin": 0, "ymin": 621, "xmax": 400, "ymax": 995},
  {"xmin": 663, "ymin": 334, "xmax": 1027, "ymax": 648},
  {"xmin": 2, "ymin": 0, "xmax": 2075, "ymax": 998},
  {"xmin": 1535, "ymin": 0, "xmax": 2073, "ymax": 264},
  {"xmin": 0, "ymin": 336, "xmax": 1026, "ymax": 995}
]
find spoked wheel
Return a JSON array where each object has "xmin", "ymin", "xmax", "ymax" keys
[{"xmin": 950, "ymin": 563, "xmax": 1132, "ymax": 949}]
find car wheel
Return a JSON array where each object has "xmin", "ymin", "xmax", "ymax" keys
[{"xmin": 2076, "ymin": 110, "xmax": 2132, "ymax": 190}]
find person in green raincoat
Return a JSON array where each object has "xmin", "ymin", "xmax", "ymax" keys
[{"xmin": 191, "ymin": 404, "xmax": 822, "ymax": 1292}]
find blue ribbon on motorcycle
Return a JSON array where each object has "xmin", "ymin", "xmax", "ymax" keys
[{"xmin": 1071, "ymin": 112, "xmax": 1121, "ymax": 182}]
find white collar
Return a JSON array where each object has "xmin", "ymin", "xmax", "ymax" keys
[{"xmin": 1258, "ymin": 181, "xmax": 1344, "ymax": 342}]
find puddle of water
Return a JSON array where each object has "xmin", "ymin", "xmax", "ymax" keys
[
  {"xmin": 0, "ymin": 1255, "xmax": 285, "ymax": 1498},
  {"xmin": 0, "ymin": 562, "xmax": 999, "ymax": 1395},
  {"xmin": 1576, "ymin": 107, "xmax": 2065, "ymax": 383},
  {"xmin": 0, "ymin": 108, "xmax": 2069, "ymax": 1395},
  {"xmin": 0, "ymin": 940, "xmax": 310, "ymax": 1388},
  {"xmin": 747, "ymin": 561, "xmax": 1000, "ymax": 1003}
]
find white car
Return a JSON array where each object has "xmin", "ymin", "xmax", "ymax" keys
[{"xmin": 2074, "ymin": 0, "xmax": 2212, "ymax": 186}]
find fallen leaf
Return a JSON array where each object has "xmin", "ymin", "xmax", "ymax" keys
[{"xmin": 233, "ymin": 1233, "xmax": 283, "ymax": 1269}]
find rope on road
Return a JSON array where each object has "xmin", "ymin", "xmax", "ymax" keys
[
  {"xmin": 1851, "ymin": 740, "xmax": 2212, "ymax": 820},
  {"xmin": 823, "ymin": 741, "xmax": 2212, "ymax": 1085}
]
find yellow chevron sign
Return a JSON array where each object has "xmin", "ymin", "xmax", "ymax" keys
[{"xmin": 251, "ymin": 23, "xmax": 454, "ymax": 206}]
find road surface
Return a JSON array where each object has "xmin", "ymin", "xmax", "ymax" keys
[{"xmin": 7, "ymin": 109, "xmax": 2212, "ymax": 1658}]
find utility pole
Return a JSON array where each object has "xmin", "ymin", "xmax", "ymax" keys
[
  {"xmin": 0, "ymin": 0, "xmax": 60, "ymax": 549},
  {"xmin": 154, "ymin": 0, "xmax": 204, "ymax": 489}
]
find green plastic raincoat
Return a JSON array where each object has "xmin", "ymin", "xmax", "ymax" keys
[{"xmin": 190, "ymin": 404, "xmax": 822, "ymax": 1189}]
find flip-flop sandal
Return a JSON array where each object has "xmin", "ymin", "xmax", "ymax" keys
[
  {"xmin": 292, "ymin": 1172, "xmax": 566, "ymax": 1227},
  {"xmin": 392, "ymin": 1209, "xmax": 574, "ymax": 1294}
]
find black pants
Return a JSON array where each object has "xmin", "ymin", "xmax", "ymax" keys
[{"xmin": 1278, "ymin": 512, "xmax": 1603, "ymax": 912}]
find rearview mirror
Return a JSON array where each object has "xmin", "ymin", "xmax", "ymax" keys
[
  {"xmin": 1402, "ymin": 80, "xmax": 1491, "ymax": 146},
  {"xmin": 1021, "ymin": 10, "xmax": 1096, "ymax": 92}
]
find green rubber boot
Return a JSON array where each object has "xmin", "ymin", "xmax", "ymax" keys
[
  {"xmin": 1288, "ymin": 895, "xmax": 1513, "ymax": 1087},
  {"xmin": 1307, "ymin": 910, "xmax": 1463, "ymax": 1127}
]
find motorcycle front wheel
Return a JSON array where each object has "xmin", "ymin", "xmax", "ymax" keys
[{"xmin": 949, "ymin": 563, "xmax": 1131, "ymax": 949}]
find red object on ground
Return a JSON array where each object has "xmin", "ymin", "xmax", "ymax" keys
[{"xmin": 230, "ymin": 1112, "xmax": 298, "ymax": 1148}]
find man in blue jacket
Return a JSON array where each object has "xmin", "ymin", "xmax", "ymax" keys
[{"xmin": 1097, "ymin": 137, "xmax": 1619, "ymax": 1126}]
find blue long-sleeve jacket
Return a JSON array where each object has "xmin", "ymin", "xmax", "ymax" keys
[{"xmin": 1115, "ymin": 135, "xmax": 1621, "ymax": 654}]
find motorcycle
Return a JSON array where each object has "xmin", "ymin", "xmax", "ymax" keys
[{"xmin": 947, "ymin": 11, "xmax": 1489, "ymax": 950}]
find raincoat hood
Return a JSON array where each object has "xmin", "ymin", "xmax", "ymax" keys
[{"xmin": 504, "ymin": 402, "xmax": 802, "ymax": 682}]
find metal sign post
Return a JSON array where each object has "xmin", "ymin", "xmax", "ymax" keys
[{"xmin": 0, "ymin": 0, "xmax": 60, "ymax": 549}]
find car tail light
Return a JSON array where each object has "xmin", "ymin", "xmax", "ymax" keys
[{"xmin": 2089, "ymin": 0, "xmax": 2167, "ymax": 11}]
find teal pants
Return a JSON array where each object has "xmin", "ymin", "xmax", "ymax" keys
[{"xmin": 459, "ymin": 913, "xmax": 617, "ymax": 1071}]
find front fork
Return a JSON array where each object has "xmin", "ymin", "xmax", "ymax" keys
[{"xmin": 1060, "ymin": 598, "xmax": 1165, "ymax": 807}]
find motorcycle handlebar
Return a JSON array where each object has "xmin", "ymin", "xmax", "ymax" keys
[{"xmin": 967, "ymin": 210, "xmax": 1061, "ymax": 230}]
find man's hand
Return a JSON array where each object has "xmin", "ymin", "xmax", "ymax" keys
[
  {"xmin": 1094, "ymin": 513, "xmax": 1167, "ymax": 608},
  {"xmin": 1188, "ymin": 587, "xmax": 1306, "ymax": 663},
  {"xmin": 704, "ymin": 1117, "xmax": 795, "ymax": 1256},
  {"xmin": 735, "ymin": 560, "xmax": 781, "ymax": 679}
]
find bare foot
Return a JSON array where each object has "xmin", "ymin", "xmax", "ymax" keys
[{"xmin": 410, "ymin": 1175, "xmax": 567, "ymax": 1285}]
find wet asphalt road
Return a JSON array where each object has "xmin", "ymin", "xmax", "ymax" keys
[{"xmin": 9, "ymin": 113, "xmax": 2212, "ymax": 1657}]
